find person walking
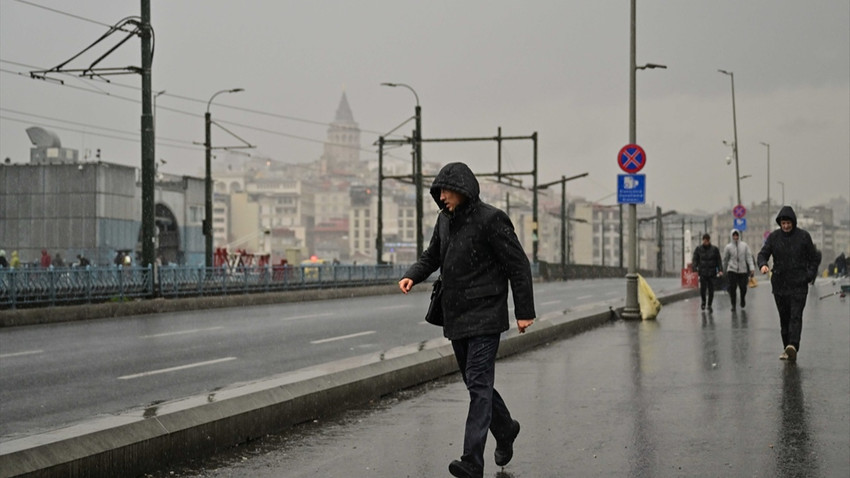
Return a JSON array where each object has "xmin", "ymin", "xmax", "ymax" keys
[
  {"xmin": 723, "ymin": 229, "xmax": 755, "ymax": 311},
  {"xmin": 0, "ymin": 250, "xmax": 8, "ymax": 268},
  {"xmin": 691, "ymin": 233, "xmax": 723, "ymax": 311},
  {"xmin": 399, "ymin": 162, "xmax": 535, "ymax": 478},
  {"xmin": 757, "ymin": 206, "xmax": 821, "ymax": 361},
  {"xmin": 10, "ymin": 251, "xmax": 21, "ymax": 268}
]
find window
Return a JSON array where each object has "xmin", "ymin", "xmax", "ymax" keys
[{"xmin": 189, "ymin": 206, "xmax": 203, "ymax": 223}]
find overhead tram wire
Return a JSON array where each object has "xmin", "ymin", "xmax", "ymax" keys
[
  {"xmin": 12, "ymin": 0, "xmax": 129, "ymax": 31},
  {"xmin": 2, "ymin": 59, "xmax": 390, "ymax": 137},
  {"xmin": 3, "ymin": 60, "xmax": 410, "ymax": 161},
  {"xmin": 0, "ymin": 107, "xmax": 197, "ymax": 148},
  {"xmin": 0, "ymin": 116, "xmax": 201, "ymax": 152}
]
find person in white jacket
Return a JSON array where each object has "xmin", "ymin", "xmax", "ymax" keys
[{"xmin": 723, "ymin": 229, "xmax": 755, "ymax": 311}]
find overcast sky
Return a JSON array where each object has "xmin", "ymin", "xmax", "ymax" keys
[{"xmin": 2, "ymin": 0, "xmax": 848, "ymax": 215}]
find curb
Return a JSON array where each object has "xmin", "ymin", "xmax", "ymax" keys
[{"xmin": 0, "ymin": 288, "xmax": 699, "ymax": 478}]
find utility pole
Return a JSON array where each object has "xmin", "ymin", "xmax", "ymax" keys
[
  {"xmin": 376, "ymin": 136, "xmax": 385, "ymax": 264},
  {"xmin": 623, "ymin": 0, "xmax": 641, "ymax": 320},
  {"xmin": 140, "ymin": 0, "xmax": 155, "ymax": 267}
]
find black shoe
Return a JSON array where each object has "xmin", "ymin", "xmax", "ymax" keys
[
  {"xmin": 708, "ymin": 305, "xmax": 713, "ymax": 312},
  {"xmin": 701, "ymin": 303, "xmax": 706, "ymax": 310},
  {"xmin": 740, "ymin": 298, "xmax": 746, "ymax": 308},
  {"xmin": 449, "ymin": 460, "xmax": 483, "ymax": 478},
  {"xmin": 495, "ymin": 419, "xmax": 520, "ymax": 467},
  {"xmin": 731, "ymin": 306, "xmax": 736, "ymax": 311}
]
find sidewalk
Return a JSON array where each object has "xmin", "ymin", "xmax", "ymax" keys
[{"xmin": 152, "ymin": 280, "xmax": 850, "ymax": 478}]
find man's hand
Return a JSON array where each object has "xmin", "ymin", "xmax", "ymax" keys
[
  {"xmin": 517, "ymin": 319, "xmax": 534, "ymax": 333},
  {"xmin": 398, "ymin": 278, "xmax": 414, "ymax": 294},
  {"xmin": 760, "ymin": 265, "xmax": 769, "ymax": 275}
]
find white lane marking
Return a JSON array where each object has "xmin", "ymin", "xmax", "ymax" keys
[
  {"xmin": 280, "ymin": 312, "xmax": 334, "ymax": 322},
  {"xmin": 310, "ymin": 331, "xmax": 376, "ymax": 345},
  {"xmin": 118, "ymin": 357, "xmax": 236, "ymax": 380},
  {"xmin": 141, "ymin": 327, "xmax": 224, "ymax": 339},
  {"xmin": 379, "ymin": 305, "xmax": 411, "ymax": 310},
  {"xmin": 577, "ymin": 295, "xmax": 593, "ymax": 300},
  {"xmin": 541, "ymin": 300, "xmax": 561, "ymax": 306},
  {"xmin": 0, "ymin": 349, "xmax": 44, "ymax": 359}
]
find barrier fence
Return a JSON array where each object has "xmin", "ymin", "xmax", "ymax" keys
[{"xmin": 0, "ymin": 264, "xmax": 410, "ymax": 309}]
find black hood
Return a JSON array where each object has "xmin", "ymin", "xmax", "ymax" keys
[
  {"xmin": 775, "ymin": 205, "xmax": 797, "ymax": 228},
  {"xmin": 429, "ymin": 162, "xmax": 481, "ymax": 210}
]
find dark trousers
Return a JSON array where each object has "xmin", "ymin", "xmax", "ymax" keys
[
  {"xmin": 451, "ymin": 334, "xmax": 514, "ymax": 469},
  {"xmin": 698, "ymin": 274, "xmax": 716, "ymax": 306},
  {"xmin": 774, "ymin": 293, "xmax": 807, "ymax": 351},
  {"xmin": 727, "ymin": 271, "xmax": 749, "ymax": 306}
]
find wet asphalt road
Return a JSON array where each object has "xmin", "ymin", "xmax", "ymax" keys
[{"xmin": 147, "ymin": 279, "xmax": 850, "ymax": 478}]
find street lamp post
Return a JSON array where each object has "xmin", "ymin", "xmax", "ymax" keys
[
  {"xmin": 778, "ymin": 181, "xmax": 785, "ymax": 205},
  {"xmin": 153, "ymin": 89, "xmax": 166, "ymax": 134},
  {"xmin": 205, "ymin": 88, "xmax": 244, "ymax": 267},
  {"xmin": 381, "ymin": 83, "xmax": 423, "ymax": 259},
  {"xmin": 624, "ymin": 0, "xmax": 667, "ymax": 320},
  {"xmin": 760, "ymin": 141, "xmax": 770, "ymax": 216},
  {"xmin": 718, "ymin": 69, "xmax": 741, "ymax": 207}
]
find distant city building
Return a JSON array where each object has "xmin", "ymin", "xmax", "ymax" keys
[{"xmin": 1, "ymin": 127, "xmax": 205, "ymax": 266}]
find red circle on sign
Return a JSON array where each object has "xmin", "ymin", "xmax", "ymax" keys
[
  {"xmin": 618, "ymin": 144, "xmax": 646, "ymax": 173},
  {"xmin": 732, "ymin": 204, "xmax": 747, "ymax": 219}
]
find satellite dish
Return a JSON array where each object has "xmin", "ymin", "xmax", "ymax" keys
[{"xmin": 26, "ymin": 127, "xmax": 62, "ymax": 148}]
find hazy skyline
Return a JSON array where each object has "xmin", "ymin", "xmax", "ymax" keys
[{"xmin": 2, "ymin": 1, "xmax": 848, "ymax": 216}]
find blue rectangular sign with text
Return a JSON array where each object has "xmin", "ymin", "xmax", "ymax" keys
[{"xmin": 617, "ymin": 174, "xmax": 646, "ymax": 204}]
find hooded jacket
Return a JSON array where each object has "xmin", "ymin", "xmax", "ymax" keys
[
  {"xmin": 722, "ymin": 228, "xmax": 755, "ymax": 274},
  {"xmin": 402, "ymin": 162, "xmax": 536, "ymax": 340},
  {"xmin": 692, "ymin": 241, "xmax": 722, "ymax": 277},
  {"xmin": 757, "ymin": 206, "xmax": 821, "ymax": 295}
]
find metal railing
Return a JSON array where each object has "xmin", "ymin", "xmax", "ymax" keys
[{"xmin": 0, "ymin": 264, "xmax": 410, "ymax": 309}]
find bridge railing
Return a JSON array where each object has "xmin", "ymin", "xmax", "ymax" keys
[{"xmin": 0, "ymin": 264, "xmax": 410, "ymax": 309}]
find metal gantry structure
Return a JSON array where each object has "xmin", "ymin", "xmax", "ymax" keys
[{"xmin": 376, "ymin": 127, "xmax": 539, "ymax": 264}]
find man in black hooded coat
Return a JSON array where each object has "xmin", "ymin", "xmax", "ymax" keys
[
  {"xmin": 691, "ymin": 233, "xmax": 723, "ymax": 311},
  {"xmin": 757, "ymin": 206, "xmax": 821, "ymax": 361},
  {"xmin": 399, "ymin": 162, "xmax": 535, "ymax": 478}
]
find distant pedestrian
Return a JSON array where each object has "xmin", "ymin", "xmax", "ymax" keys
[
  {"xmin": 692, "ymin": 233, "xmax": 723, "ymax": 311},
  {"xmin": 0, "ymin": 250, "xmax": 8, "ymax": 268},
  {"xmin": 10, "ymin": 251, "xmax": 21, "ymax": 268},
  {"xmin": 399, "ymin": 162, "xmax": 535, "ymax": 478},
  {"xmin": 757, "ymin": 206, "xmax": 821, "ymax": 361},
  {"xmin": 77, "ymin": 254, "xmax": 91, "ymax": 267},
  {"xmin": 53, "ymin": 253, "xmax": 65, "ymax": 268},
  {"xmin": 40, "ymin": 249, "xmax": 51, "ymax": 268},
  {"xmin": 835, "ymin": 252, "xmax": 847, "ymax": 276},
  {"xmin": 723, "ymin": 229, "xmax": 755, "ymax": 311}
]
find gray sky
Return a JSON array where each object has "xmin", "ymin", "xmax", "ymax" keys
[{"xmin": 2, "ymin": 0, "xmax": 848, "ymax": 214}]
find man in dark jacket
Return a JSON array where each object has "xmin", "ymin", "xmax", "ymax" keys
[
  {"xmin": 692, "ymin": 233, "xmax": 723, "ymax": 311},
  {"xmin": 399, "ymin": 162, "xmax": 535, "ymax": 478},
  {"xmin": 757, "ymin": 206, "xmax": 821, "ymax": 361}
]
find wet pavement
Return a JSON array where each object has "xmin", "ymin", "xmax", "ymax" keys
[{"xmin": 147, "ymin": 281, "xmax": 849, "ymax": 478}]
